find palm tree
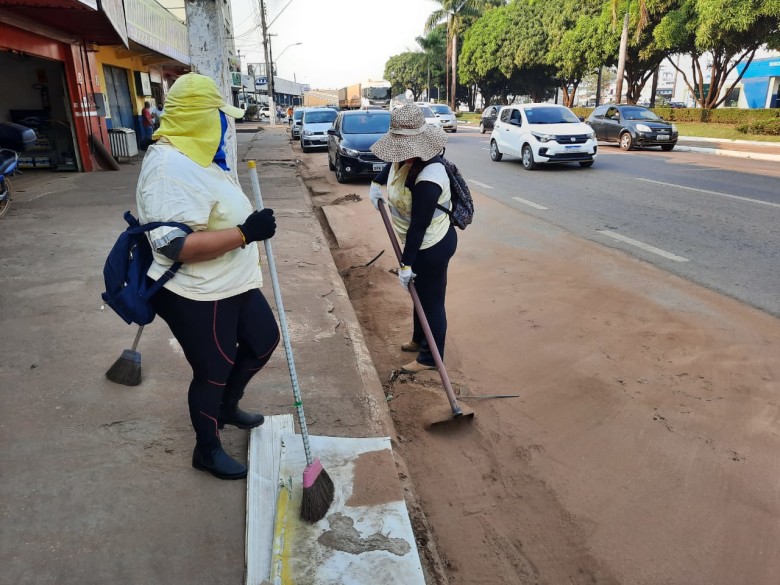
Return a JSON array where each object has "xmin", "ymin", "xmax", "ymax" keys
[
  {"xmin": 425, "ymin": 0, "xmax": 485, "ymax": 110},
  {"xmin": 416, "ymin": 26, "xmax": 447, "ymax": 101}
]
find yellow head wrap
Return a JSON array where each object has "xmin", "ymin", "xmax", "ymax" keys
[{"xmin": 152, "ymin": 73, "xmax": 245, "ymax": 167}]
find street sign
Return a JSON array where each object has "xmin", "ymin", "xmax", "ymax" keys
[{"xmin": 255, "ymin": 77, "xmax": 268, "ymax": 86}]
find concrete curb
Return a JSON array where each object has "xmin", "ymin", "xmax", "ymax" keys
[{"xmin": 673, "ymin": 144, "xmax": 780, "ymax": 162}]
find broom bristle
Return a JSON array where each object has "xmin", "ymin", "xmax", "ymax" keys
[
  {"xmin": 106, "ymin": 349, "xmax": 142, "ymax": 386},
  {"xmin": 300, "ymin": 459, "xmax": 334, "ymax": 523}
]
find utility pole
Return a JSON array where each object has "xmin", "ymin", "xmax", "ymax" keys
[
  {"xmin": 185, "ymin": 0, "xmax": 238, "ymax": 179},
  {"xmin": 595, "ymin": 67, "xmax": 603, "ymax": 106},
  {"xmin": 614, "ymin": 4, "xmax": 630, "ymax": 105},
  {"xmin": 259, "ymin": 0, "xmax": 277, "ymax": 126}
]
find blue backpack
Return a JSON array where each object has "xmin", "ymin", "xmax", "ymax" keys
[{"xmin": 101, "ymin": 211, "xmax": 192, "ymax": 325}]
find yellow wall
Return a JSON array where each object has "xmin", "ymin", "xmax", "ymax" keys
[{"xmin": 95, "ymin": 46, "xmax": 149, "ymax": 117}]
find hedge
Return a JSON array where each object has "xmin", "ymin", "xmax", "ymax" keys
[
  {"xmin": 737, "ymin": 118, "xmax": 780, "ymax": 136},
  {"xmin": 570, "ymin": 106, "xmax": 780, "ymax": 124}
]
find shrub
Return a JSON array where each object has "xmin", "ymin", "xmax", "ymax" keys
[{"xmin": 736, "ymin": 118, "xmax": 780, "ymax": 136}]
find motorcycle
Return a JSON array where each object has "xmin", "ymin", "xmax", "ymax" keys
[{"xmin": 0, "ymin": 122, "xmax": 37, "ymax": 220}]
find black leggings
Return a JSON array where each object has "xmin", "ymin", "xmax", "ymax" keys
[
  {"xmin": 151, "ymin": 286, "xmax": 280, "ymax": 450},
  {"xmin": 411, "ymin": 226, "xmax": 457, "ymax": 366}
]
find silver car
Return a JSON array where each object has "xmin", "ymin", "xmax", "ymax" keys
[
  {"xmin": 429, "ymin": 103, "xmax": 457, "ymax": 133},
  {"xmin": 300, "ymin": 108, "xmax": 338, "ymax": 152},
  {"xmin": 291, "ymin": 108, "xmax": 308, "ymax": 140}
]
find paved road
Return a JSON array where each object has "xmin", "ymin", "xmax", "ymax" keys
[{"xmin": 445, "ymin": 125, "xmax": 780, "ymax": 316}]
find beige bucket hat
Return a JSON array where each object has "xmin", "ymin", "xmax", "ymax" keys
[{"xmin": 370, "ymin": 104, "xmax": 447, "ymax": 162}]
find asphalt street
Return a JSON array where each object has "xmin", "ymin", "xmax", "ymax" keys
[{"xmin": 444, "ymin": 125, "xmax": 780, "ymax": 316}]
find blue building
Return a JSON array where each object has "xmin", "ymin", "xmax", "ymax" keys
[{"xmin": 736, "ymin": 57, "xmax": 780, "ymax": 109}]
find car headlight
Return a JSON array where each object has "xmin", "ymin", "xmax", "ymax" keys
[
  {"xmin": 303, "ymin": 130, "xmax": 313, "ymax": 136},
  {"xmin": 340, "ymin": 146, "xmax": 360, "ymax": 157},
  {"xmin": 586, "ymin": 131, "xmax": 595, "ymax": 139},
  {"xmin": 671, "ymin": 123, "xmax": 678, "ymax": 132},
  {"xmin": 636, "ymin": 123, "xmax": 652, "ymax": 133},
  {"xmin": 532, "ymin": 132, "xmax": 553, "ymax": 143}
]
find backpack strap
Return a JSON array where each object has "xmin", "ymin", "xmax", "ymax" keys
[{"xmin": 123, "ymin": 210, "xmax": 193, "ymax": 300}]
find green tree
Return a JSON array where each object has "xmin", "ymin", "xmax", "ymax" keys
[
  {"xmin": 416, "ymin": 25, "xmax": 448, "ymax": 101},
  {"xmin": 425, "ymin": 0, "xmax": 488, "ymax": 110},
  {"xmin": 654, "ymin": 0, "xmax": 780, "ymax": 109},
  {"xmin": 384, "ymin": 52, "xmax": 428, "ymax": 101}
]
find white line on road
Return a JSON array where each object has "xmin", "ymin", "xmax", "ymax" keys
[
  {"xmin": 468, "ymin": 179, "xmax": 493, "ymax": 189},
  {"xmin": 637, "ymin": 178, "xmax": 780, "ymax": 209},
  {"xmin": 511, "ymin": 196, "xmax": 548, "ymax": 210},
  {"xmin": 597, "ymin": 230, "xmax": 689, "ymax": 262}
]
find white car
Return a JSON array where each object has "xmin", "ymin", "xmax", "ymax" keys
[
  {"xmin": 300, "ymin": 107, "xmax": 338, "ymax": 152},
  {"xmin": 489, "ymin": 103, "xmax": 597, "ymax": 169},
  {"xmin": 418, "ymin": 105, "xmax": 441, "ymax": 128},
  {"xmin": 429, "ymin": 103, "xmax": 457, "ymax": 133}
]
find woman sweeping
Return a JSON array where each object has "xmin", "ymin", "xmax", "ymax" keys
[
  {"xmin": 368, "ymin": 104, "xmax": 457, "ymax": 374},
  {"xmin": 136, "ymin": 73, "xmax": 279, "ymax": 480}
]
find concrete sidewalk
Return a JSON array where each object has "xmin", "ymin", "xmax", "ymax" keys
[
  {"xmin": 0, "ymin": 127, "xmax": 405, "ymax": 584},
  {"xmin": 675, "ymin": 135, "xmax": 780, "ymax": 161}
]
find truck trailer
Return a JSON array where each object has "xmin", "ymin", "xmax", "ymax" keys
[{"xmin": 337, "ymin": 80, "xmax": 392, "ymax": 110}]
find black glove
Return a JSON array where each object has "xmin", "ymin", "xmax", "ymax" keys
[{"xmin": 238, "ymin": 209, "xmax": 276, "ymax": 243}]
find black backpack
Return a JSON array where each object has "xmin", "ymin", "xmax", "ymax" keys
[
  {"xmin": 406, "ymin": 154, "xmax": 474, "ymax": 230},
  {"xmin": 101, "ymin": 211, "xmax": 192, "ymax": 325}
]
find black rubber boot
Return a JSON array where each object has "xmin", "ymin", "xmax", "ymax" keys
[
  {"xmin": 218, "ymin": 406, "xmax": 265, "ymax": 430},
  {"xmin": 192, "ymin": 445, "xmax": 247, "ymax": 480}
]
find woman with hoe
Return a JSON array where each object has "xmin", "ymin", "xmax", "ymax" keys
[
  {"xmin": 368, "ymin": 104, "xmax": 457, "ymax": 374},
  {"xmin": 136, "ymin": 73, "xmax": 279, "ymax": 480}
]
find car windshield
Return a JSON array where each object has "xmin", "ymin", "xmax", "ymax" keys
[
  {"xmin": 365, "ymin": 87, "xmax": 392, "ymax": 100},
  {"xmin": 524, "ymin": 106, "xmax": 580, "ymax": 124},
  {"xmin": 430, "ymin": 105, "xmax": 452, "ymax": 115},
  {"xmin": 342, "ymin": 114, "xmax": 391, "ymax": 134},
  {"xmin": 420, "ymin": 106, "xmax": 435, "ymax": 118},
  {"xmin": 304, "ymin": 110, "xmax": 337, "ymax": 124},
  {"xmin": 621, "ymin": 107, "xmax": 662, "ymax": 121}
]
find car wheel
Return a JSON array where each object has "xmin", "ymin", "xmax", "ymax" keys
[
  {"xmin": 451, "ymin": 127, "xmax": 457, "ymax": 133},
  {"xmin": 661, "ymin": 143, "xmax": 675, "ymax": 152},
  {"xmin": 335, "ymin": 155, "xmax": 349, "ymax": 183},
  {"xmin": 521, "ymin": 144, "xmax": 537, "ymax": 170},
  {"xmin": 479, "ymin": 122, "xmax": 485, "ymax": 134},
  {"xmin": 490, "ymin": 140, "xmax": 502, "ymax": 162},
  {"xmin": 579, "ymin": 160, "xmax": 594, "ymax": 168},
  {"xmin": 619, "ymin": 132, "xmax": 633, "ymax": 151},
  {"xmin": 328, "ymin": 154, "xmax": 335, "ymax": 171},
  {"xmin": 302, "ymin": 145, "xmax": 310, "ymax": 153}
]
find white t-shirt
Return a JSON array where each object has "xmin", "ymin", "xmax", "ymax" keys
[
  {"xmin": 387, "ymin": 160, "xmax": 451, "ymax": 249},
  {"xmin": 136, "ymin": 143, "xmax": 262, "ymax": 301}
]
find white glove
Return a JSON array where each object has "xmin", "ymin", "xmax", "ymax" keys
[
  {"xmin": 398, "ymin": 265, "xmax": 415, "ymax": 290},
  {"xmin": 368, "ymin": 182, "xmax": 386, "ymax": 210}
]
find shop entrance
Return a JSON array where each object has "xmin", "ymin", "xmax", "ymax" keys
[
  {"xmin": 0, "ymin": 50, "xmax": 78, "ymax": 171},
  {"xmin": 103, "ymin": 64, "xmax": 135, "ymax": 129}
]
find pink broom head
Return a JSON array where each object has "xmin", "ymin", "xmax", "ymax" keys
[{"xmin": 302, "ymin": 458, "xmax": 324, "ymax": 488}]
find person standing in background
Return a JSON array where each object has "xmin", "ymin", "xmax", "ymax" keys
[{"xmin": 141, "ymin": 101, "xmax": 154, "ymax": 149}]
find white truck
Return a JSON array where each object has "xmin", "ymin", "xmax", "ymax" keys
[{"xmin": 337, "ymin": 80, "xmax": 392, "ymax": 110}]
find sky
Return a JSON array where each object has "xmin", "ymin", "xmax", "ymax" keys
[{"xmin": 229, "ymin": 0, "xmax": 442, "ymax": 89}]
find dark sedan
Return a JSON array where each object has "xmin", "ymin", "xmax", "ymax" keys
[
  {"xmin": 586, "ymin": 104, "xmax": 678, "ymax": 151},
  {"xmin": 327, "ymin": 110, "xmax": 391, "ymax": 183},
  {"xmin": 479, "ymin": 105, "xmax": 501, "ymax": 134}
]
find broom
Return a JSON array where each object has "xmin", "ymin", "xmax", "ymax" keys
[
  {"xmin": 106, "ymin": 325, "xmax": 144, "ymax": 386},
  {"xmin": 247, "ymin": 161, "xmax": 334, "ymax": 523}
]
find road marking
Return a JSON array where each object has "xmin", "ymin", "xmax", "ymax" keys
[
  {"xmin": 468, "ymin": 179, "xmax": 493, "ymax": 190},
  {"xmin": 512, "ymin": 196, "xmax": 548, "ymax": 210},
  {"xmin": 597, "ymin": 230, "xmax": 689, "ymax": 262},
  {"xmin": 637, "ymin": 178, "xmax": 780, "ymax": 209}
]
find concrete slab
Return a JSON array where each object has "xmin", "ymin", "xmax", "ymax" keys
[{"xmin": 271, "ymin": 435, "xmax": 425, "ymax": 585}]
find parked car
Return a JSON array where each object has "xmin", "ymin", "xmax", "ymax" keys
[
  {"xmin": 291, "ymin": 107, "xmax": 308, "ymax": 140},
  {"xmin": 326, "ymin": 109, "xmax": 391, "ymax": 183},
  {"xmin": 668, "ymin": 101, "xmax": 687, "ymax": 109},
  {"xmin": 489, "ymin": 103, "xmax": 597, "ymax": 169},
  {"xmin": 586, "ymin": 104, "xmax": 678, "ymax": 151},
  {"xmin": 300, "ymin": 107, "xmax": 338, "ymax": 152},
  {"xmin": 429, "ymin": 103, "xmax": 457, "ymax": 133},
  {"xmin": 419, "ymin": 104, "xmax": 441, "ymax": 128},
  {"xmin": 479, "ymin": 105, "xmax": 501, "ymax": 134}
]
